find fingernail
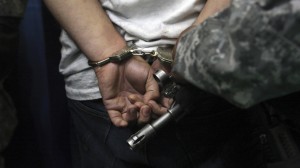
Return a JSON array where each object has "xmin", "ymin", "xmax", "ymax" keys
[{"xmin": 143, "ymin": 108, "xmax": 151, "ymax": 117}]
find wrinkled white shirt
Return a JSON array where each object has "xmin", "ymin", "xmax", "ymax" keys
[{"xmin": 60, "ymin": 0, "xmax": 204, "ymax": 100}]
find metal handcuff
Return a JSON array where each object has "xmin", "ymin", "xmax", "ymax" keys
[{"xmin": 87, "ymin": 44, "xmax": 173, "ymax": 68}]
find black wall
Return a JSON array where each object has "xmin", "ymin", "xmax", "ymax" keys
[{"xmin": 4, "ymin": 0, "xmax": 71, "ymax": 167}]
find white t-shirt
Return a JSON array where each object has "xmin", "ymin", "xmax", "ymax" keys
[{"xmin": 59, "ymin": 0, "xmax": 205, "ymax": 100}]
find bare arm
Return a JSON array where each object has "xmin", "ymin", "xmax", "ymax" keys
[
  {"xmin": 43, "ymin": 0, "xmax": 126, "ymax": 60},
  {"xmin": 43, "ymin": 0, "xmax": 160, "ymax": 127}
]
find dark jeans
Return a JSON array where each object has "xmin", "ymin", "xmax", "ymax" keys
[
  {"xmin": 68, "ymin": 99, "xmax": 191, "ymax": 168},
  {"xmin": 68, "ymin": 95, "xmax": 266, "ymax": 168}
]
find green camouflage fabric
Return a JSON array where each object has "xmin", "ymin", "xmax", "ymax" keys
[
  {"xmin": 0, "ymin": 82, "xmax": 17, "ymax": 168},
  {"xmin": 0, "ymin": 0, "xmax": 27, "ymax": 17},
  {"xmin": 173, "ymin": 0, "xmax": 300, "ymax": 108}
]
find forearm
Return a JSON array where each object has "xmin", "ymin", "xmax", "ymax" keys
[
  {"xmin": 194, "ymin": 0, "xmax": 231, "ymax": 25},
  {"xmin": 43, "ymin": 0, "xmax": 126, "ymax": 61}
]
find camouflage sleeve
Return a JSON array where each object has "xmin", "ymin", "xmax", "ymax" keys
[
  {"xmin": 173, "ymin": 0, "xmax": 300, "ymax": 108},
  {"xmin": 0, "ymin": 0, "xmax": 28, "ymax": 17}
]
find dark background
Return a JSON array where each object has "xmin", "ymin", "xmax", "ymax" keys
[{"xmin": 3, "ymin": 0, "xmax": 71, "ymax": 167}]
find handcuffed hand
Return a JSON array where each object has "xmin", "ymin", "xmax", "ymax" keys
[{"xmin": 94, "ymin": 55, "xmax": 160, "ymax": 127}]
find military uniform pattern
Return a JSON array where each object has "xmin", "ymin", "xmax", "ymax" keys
[
  {"xmin": 0, "ymin": 0, "xmax": 27, "ymax": 17},
  {"xmin": 173, "ymin": 0, "xmax": 300, "ymax": 108},
  {"xmin": 0, "ymin": 83, "xmax": 17, "ymax": 168}
]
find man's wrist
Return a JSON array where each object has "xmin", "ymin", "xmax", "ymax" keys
[
  {"xmin": 87, "ymin": 36, "xmax": 127, "ymax": 61},
  {"xmin": 88, "ymin": 44, "xmax": 137, "ymax": 68}
]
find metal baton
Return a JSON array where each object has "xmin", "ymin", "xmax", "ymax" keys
[
  {"xmin": 127, "ymin": 70, "xmax": 182, "ymax": 150},
  {"xmin": 127, "ymin": 104, "xmax": 182, "ymax": 150}
]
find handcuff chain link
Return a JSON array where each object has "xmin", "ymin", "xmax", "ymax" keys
[{"xmin": 130, "ymin": 49, "xmax": 158, "ymax": 58}]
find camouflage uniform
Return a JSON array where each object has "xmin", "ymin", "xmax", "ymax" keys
[
  {"xmin": 173, "ymin": 0, "xmax": 300, "ymax": 108},
  {"xmin": 0, "ymin": 0, "xmax": 27, "ymax": 167},
  {"xmin": 0, "ymin": 0, "xmax": 27, "ymax": 17}
]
